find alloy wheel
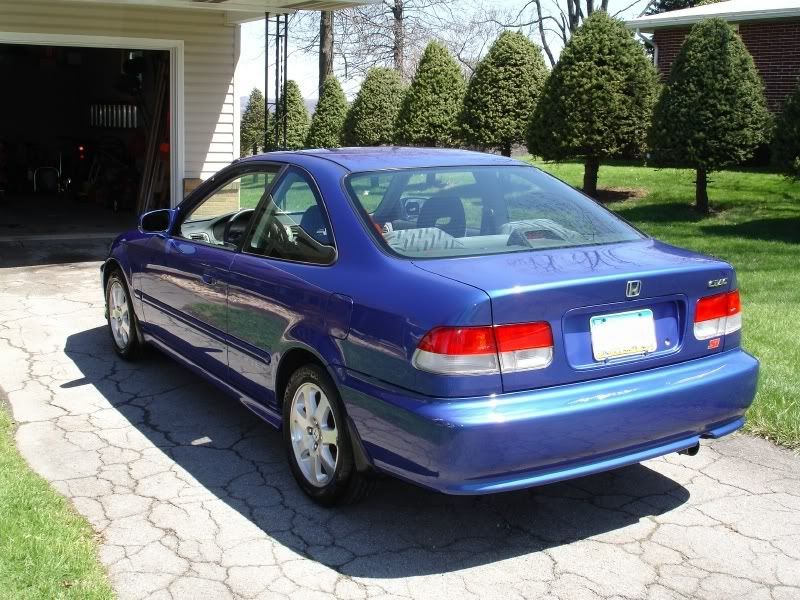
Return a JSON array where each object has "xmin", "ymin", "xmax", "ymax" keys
[
  {"xmin": 289, "ymin": 382, "xmax": 339, "ymax": 487},
  {"xmin": 108, "ymin": 280, "xmax": 131, "ymax": 350}
]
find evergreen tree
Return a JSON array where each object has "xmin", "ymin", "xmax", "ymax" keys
[
  {"xmin": 240, "ymin": 88, "xmax": 266, "ymax": 157},
  {"xmin": 461, "ymin": 31, "xmax": 547, "ymax": 157},
  {"xmin": 528, "ymin": 12, "xmax": 658, "ymax": 197},
  {"xmin": 271, "ymin": 80, "xmax": 310, "ymax": 151},
  {"xmin": 306, "ymin": 76, "xmax": 348, "ymax": 148},
  {"xmin": 646, "ymin": 0, "xmax": 692, "ymax": 13},
  {"xmin": 650, "ymin": 18, "xmax": 770, "ymax": 213},
  {"xmin": 344, "ymin": 68, "xmax": 405, "ymax": 146},
  {"xmin": 773, "ymin": 78, "xmax": 800, "ymax": 179},
  {"xmin": 395, "ymin": 41, "xmax": 465, "ymax": 147},
  {"xmin": 646, "ymin": 0, "xmax": 720, "ymax": 14}
]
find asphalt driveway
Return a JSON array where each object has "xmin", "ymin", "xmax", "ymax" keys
[{"xmin": 1, "ymin": 255, "xmax": 799, "ymax": 600}]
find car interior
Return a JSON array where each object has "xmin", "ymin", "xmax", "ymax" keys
[
  {"xmin": 174, "ymin": 165, "xmax": 638, "ymax": 263},
  {"xmin": 177, "ymin": 169, "xmax": 335, "ymax": 264},
  {"xmin": 352, "ymin": 168, "xmax": 599, "ymax": 257}
]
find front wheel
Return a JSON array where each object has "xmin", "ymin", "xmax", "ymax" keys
[
  {"xmin": 105, "ymin": 270, "xmax": 143, "ymax": 360},
  {"xmin": 282, "ymin": 364, "xmax": 373, "ymax": 506}
]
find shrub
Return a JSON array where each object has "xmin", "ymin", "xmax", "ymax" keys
[
  {"xmin": 461, "ymin": 31, "xmax": 547, "ymax": 156},
  {"xmin": 344, "ymin": 68, "xmax": 405, "ymax": 146},
  {"xmin": 650, "ymin": 18, "xmax": 770, "ymax": 213},
  {"xmin": 240, "ymin": 88, "xmax": 266, "ymax": 156},
  {"xmin": 306, "ymin": 76, "xmax": 348, "ymax": 148},
  {"xmin": 395, "ymin": 41, "xmax": 465, "ymax": 147},
  {"xmin": 271, "ymin": 80, "xmax": 309, "ymax": 151},
  {"xmin": 528, "ymin": 12, "xmax": 658, "ymax": 197},
  {"xmin": 773, "ymin": 78, "xmax": 800, "ymax": 179}
]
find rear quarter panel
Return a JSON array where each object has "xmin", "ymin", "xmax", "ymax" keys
[{"xmin": 290, "ymin": 158, "xmax": 503, "ymax": 398}]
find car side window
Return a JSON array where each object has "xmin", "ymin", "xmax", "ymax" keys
[
  {"xmin": 244, "ymin": 170, "xmax": 335, "ymax": 265},
  {"xmin": 177, "ymin": 169, "xmax": 277, "ymax": 247}
]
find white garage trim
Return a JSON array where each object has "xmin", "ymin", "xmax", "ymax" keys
[{"xmin": 0, "ymin": 31, "xmax": 185, "ymax": 208}]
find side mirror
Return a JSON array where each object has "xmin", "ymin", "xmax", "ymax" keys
[{"xmin": 139, "ymin": 209, "xmax": 173, "ymax": 234}]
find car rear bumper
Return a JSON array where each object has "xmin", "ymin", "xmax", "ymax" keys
[{"xmin": 336, "ymin": 349, "xmax": 759, "ymax": 494}]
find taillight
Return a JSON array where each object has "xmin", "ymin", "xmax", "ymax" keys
[
  {"xmin": 496, "ymin": 322, "xmax": 553, "ymax": 372},
  {"xmin": 414, "ymin": 326, "xmax": 499, "ymax": 375},
  {"xmin": 694, "ymin": 290, "xmax": 742, "ymax": 340},
  {"xmin": 412, "ymin": 322, "xmax": 553, "ymax": 375}
]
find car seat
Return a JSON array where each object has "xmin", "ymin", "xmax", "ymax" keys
[
  {"xmin": 299, "ymin": 204, "xmax": 331, "ymax": 245},
  {"xmin": 417, "ymin": 195, "xmax": 466, "ymax": 238}
]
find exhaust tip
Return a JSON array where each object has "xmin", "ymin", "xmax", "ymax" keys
[{"xmin": 679, "ymin": 443, "xmax": 700, "ymax": 457}]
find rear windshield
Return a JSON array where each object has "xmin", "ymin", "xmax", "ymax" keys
[{"xmin": 344, "ymin": 165, "xmax": 644, "ymax": 259}]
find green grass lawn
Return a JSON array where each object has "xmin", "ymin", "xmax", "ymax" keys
[
  {"xmin": 528, "ymin": 158, "xmax": 800, "ymax": 449},
  {"xmin": 0, "ymin": 404, "xmax": 113, "ymax": 599}
]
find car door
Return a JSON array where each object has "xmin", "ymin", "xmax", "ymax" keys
[
  {"xmin": 140, "ymin": 165, "xmax": 279, "ymax": 379},
  {"xmin": 224, "ymin": 167, "xmax": 337, "ymax": 409}
]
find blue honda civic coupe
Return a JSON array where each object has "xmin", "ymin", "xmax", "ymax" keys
[{"xmin": 102, "ymin": 148, "xmax": 759, "ymax": 505}]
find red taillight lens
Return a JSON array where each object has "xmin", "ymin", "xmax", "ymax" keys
[
  {"xmin": 726, "ymin": 289, "xmax": 741, "ymax": 315},
  {"xmin": 417, "ymin": 326, "xmax": 497, "ymax": 355},
  {"xmin": 695, "ymin": 292, "xmax": 729, "ymax": 323},
  {"xmin": 694, "ymin": 290, "xmax": 742, "ymax": 340},
  {"xmin": 495, "ymin": 322, "xmax": 553, "ymax": 352},
  {"xmin": 413, "ymin": 322, "xmax": 553, "ymax": 375}
]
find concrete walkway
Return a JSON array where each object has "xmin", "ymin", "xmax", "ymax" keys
[{"xmin": 1, "ymin": 258, "xmax": 799, "ymax": 600}]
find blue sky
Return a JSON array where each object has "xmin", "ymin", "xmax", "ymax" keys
[{"xmin": 236, "ymin": 0, "xmax": 650, "ymax": 102}]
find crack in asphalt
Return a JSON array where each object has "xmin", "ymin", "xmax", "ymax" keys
[{"xmin": 1, "ymin": 260, "xmax": 799, "ymax": 600}]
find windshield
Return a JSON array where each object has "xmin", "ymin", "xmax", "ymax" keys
[{"xmin": 345, "ymin": 165, "xmax": 644, "ymax": 259}]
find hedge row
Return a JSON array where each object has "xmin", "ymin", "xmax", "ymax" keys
[{"xmin": 241, "ymin": 12, "xmax": 796, "ymax": 207}]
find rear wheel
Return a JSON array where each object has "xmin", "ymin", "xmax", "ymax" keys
[
  {"xmin": 282, "ymin": 364, "xmax": 372, "ymax": 505},
  {"xmin": 105, "ymin": 270, "xmax": 143, "ymax": 360}
]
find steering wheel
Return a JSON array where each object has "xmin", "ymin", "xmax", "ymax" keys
[{"xmin": 222, "ymin": 209, "xmax": 254, "ymax": 246}]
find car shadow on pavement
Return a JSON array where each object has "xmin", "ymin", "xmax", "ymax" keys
[{"xmin": 65, "ymin": 326, "xmax": 690, "ymax": 579}]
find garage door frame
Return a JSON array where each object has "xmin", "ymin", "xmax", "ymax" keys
[{"xmin": 0, "ymin": 31, "xmax": 185, "ymax": 208}]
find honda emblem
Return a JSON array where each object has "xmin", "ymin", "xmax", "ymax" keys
[{"xmin": 626, "ymin": 280, "xmax": 642, "ymax": 298}]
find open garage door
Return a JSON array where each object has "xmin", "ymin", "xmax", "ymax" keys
[{"xmin": 0, "ymin": 44, "xmax": 170, "ymax": 239}]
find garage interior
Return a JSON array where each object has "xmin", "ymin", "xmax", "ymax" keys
[{"xmin": 0, "ymin": 43, "xmax": 170, "ymax": 239}]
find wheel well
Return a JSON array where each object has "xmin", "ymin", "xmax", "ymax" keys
[
  {"xmin": 103, "ymin": 259, "xmax": 123, "ymax": 291},
  {"xmin": 275, "ymin": 348, "xmax": 325, "ymax": 407}
]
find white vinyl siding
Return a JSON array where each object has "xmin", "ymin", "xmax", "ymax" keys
[{"xmin": 0, "ymin": 0, "xmax": 238, "ymax": 182}]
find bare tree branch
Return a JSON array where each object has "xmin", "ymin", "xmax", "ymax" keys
[
  {"xmin": 534, "ymin": 0, "xmax": 557, "ymax": 67},
  {"xmin": 287, "ymin": 0, "xmax": 650, "ymax": 93}
]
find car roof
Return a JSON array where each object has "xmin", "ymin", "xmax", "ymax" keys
[{"xmin": 244, "ymin": 147, "xmax": 526, "ymax": 173}]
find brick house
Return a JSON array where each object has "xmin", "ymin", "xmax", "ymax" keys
[{"xmin": 626, "ymin": 0, "xmax": 800, "ymax": 113}]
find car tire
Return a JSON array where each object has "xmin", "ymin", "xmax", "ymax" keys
[
  {"xmin": 105, "ymin": 270, "xmax": 143, "ymax": 360},
  {"xmin": 282, "ymin": 364, "xmax": 373, "ymax": 506}
]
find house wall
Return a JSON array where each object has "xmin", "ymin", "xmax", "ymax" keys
[
  {"xmin": 653, "ymin": 19, "xmax": 800, "ymax": 113},
  {"xmin": 739, "ymin": 20, "xmax": 800, "ymax": 113},
  {"xmin": 0, "ymin": 0, "xmax": 239, "ymax": 190}
]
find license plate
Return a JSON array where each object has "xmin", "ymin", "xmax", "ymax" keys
[{"xmin": 590, "ymin": 309, "xmax": 657, "ymax": 361}]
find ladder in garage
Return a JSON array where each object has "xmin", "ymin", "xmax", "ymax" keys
[{"xmin": 136, "ymin": 57, "xmax": 170, "ymax": 215}]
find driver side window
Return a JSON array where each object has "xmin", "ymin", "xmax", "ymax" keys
[
  {"xmin": 244, "ymin": 169, "xmax": 335, "ymax": 265},
  {"xmin": 178, "ymin": 169, "xmax": 276, "ymax": 246}
]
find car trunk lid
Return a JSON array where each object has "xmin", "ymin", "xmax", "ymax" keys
[{"xmin": 413, "ymin": 240, "xmax": 736, "ymax": 393}]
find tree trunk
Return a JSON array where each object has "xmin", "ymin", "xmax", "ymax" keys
[
  {"xmin": 319, "ymin": 11, "xmax": 334, "ymax": 97},
  {"xmin": 695, "ymin": 167, "xmax": 709, "ymax": 214},
  {"xmin": 583, "ymin": 157, "xmax": 600, "ymax": 197},
  {"xmin": 392, "ymin": 0, "xmax": 405, "ymax": 77},
  {"xmin": 533, "ymin": 0, "xmax": 556, "ymax": 67},
  {"xmin": 502, "ymin": 141, "xmax": 512, "ymax": 158}
]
